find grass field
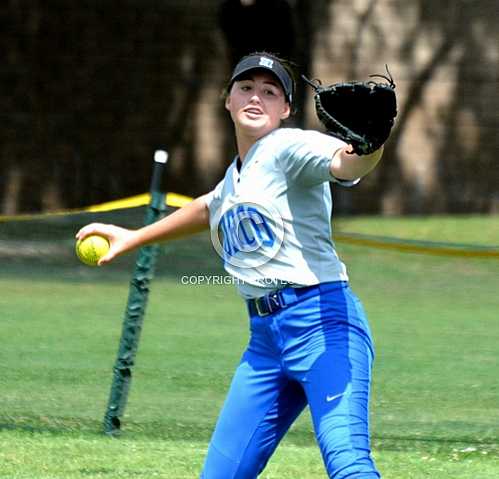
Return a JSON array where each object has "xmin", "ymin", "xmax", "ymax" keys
[{"xmin": 1, "ymin": 214, "xmax": 498, "ymax": 478}]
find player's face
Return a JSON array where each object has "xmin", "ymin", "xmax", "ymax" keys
[{"xmin": 225, "ymin": 71, "xmax": 291, "ymax": 139}]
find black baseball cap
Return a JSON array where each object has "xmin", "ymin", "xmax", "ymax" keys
[{"xmin": 229, "ymin": 54, "xmax": 294, "ymax": 104}]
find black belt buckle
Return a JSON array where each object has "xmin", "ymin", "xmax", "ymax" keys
[{"xmin": 255, "ymin": 291, "xmax": 283, "ymax": 316}]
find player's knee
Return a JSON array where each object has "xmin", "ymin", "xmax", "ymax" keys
[
  {"xmin": 317, "ymin": 424, "xmax": 378, "ymax": 477},
  {"xmin": 200, "ymin": 443, "xmax": 238, "ymax": 479},
  {"xmin": 230, "ymin": 443, "xmax": 270, "ymax": 479},
  {"xmin": 200, "ymin": 442, "xmax": 266, "ymax": 479},
  {"xmin": 322, "ymin": 447, "xmax": 380, "ymax": 478}
]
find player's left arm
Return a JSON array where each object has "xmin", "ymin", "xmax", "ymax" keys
[{"xmin": 330, "ymin": 145, "xmax": 384, "ymax": 181}]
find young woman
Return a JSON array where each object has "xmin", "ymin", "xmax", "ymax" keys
[{"xmin": 77, "ymin": 52, "xmax": 383, "ymax": 478}]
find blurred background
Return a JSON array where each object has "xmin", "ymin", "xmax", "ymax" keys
[
  {"xmin": 1, "ymin": 4, "xmax": 499, "ymax": 477},
  {"xmin": 1, "ymin": 0, "xmax": 498, "ymax": 216}
]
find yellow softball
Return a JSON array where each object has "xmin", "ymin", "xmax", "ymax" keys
[{"xmin": 75, "ymin": 234, "xmax": 110, "ymax": 266}]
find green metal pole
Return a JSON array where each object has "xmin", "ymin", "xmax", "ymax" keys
[{"xmin": 103, "ymin": 150, "xmax": 169, "ymax": 435}]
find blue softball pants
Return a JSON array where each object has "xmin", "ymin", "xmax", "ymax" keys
[{"xmin": 200, "ymin": 281, "xmax": 380, "ymax": 478}]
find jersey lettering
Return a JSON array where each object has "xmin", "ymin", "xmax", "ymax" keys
[{"xmin": 219, "ymin": 204, "xmax": 275, "ymax": 259}]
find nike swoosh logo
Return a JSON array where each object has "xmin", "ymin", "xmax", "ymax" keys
[{"xmin": 326, "ymin": 392, "xmax": 345, "ymax": 402}]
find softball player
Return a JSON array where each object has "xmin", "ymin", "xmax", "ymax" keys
[{"xmin": 77, "ymin": 52, "xmax": 384, "ymax": 478}]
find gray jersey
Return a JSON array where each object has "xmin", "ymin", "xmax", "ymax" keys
[{"xmin": 205, "ymin": 128, "xmax": 359, "ymax": 299}]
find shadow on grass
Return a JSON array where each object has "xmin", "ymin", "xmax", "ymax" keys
[
  {"xmin": 2, "ymin": 415, "xmax": 498, "ymax": 455},
  {"xmin": 372, "ymin": 435, "xmax": 499, "ymax": 453}
]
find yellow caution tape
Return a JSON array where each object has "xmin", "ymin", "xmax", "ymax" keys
[
  {"xmin": 334, "ymin": 233, "xmax": 499, "ymax": 259},
  {"xmin": 1, "ymin": 195, "xmax": 497, "ymax": 259},
  {"xmin": 83, "ymin": 192, "xmax": 193, "ymax": 212},
  {"xmin": 0, "ymin": 192, "xmax": 193, "ymax": 222}
]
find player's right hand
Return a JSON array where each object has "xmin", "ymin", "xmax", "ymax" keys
[{"xmin": 75, "ymin": 223, "xmax": 136, "ymax": 265}]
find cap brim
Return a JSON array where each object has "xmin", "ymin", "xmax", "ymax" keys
[{"xmin": 230, "ymin": 55, "xmax": 293, "ymax": 104}]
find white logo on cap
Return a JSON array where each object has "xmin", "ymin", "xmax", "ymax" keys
[{"xmin": 259, "ymin": 57, "xmax": 274, "ymax": 69}]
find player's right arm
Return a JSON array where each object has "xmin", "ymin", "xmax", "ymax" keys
[{"xmin": 75, "ymin": 195, "xmax": 210, "ymax": 265}]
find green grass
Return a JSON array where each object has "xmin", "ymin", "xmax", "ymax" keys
[
  {"xmin": 335, "ymin": 214, "xmax": 499, "ymax": 246},
  {"xmin": 1, "ymin": 215, "xmax": 499, "ymax": 478}
]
